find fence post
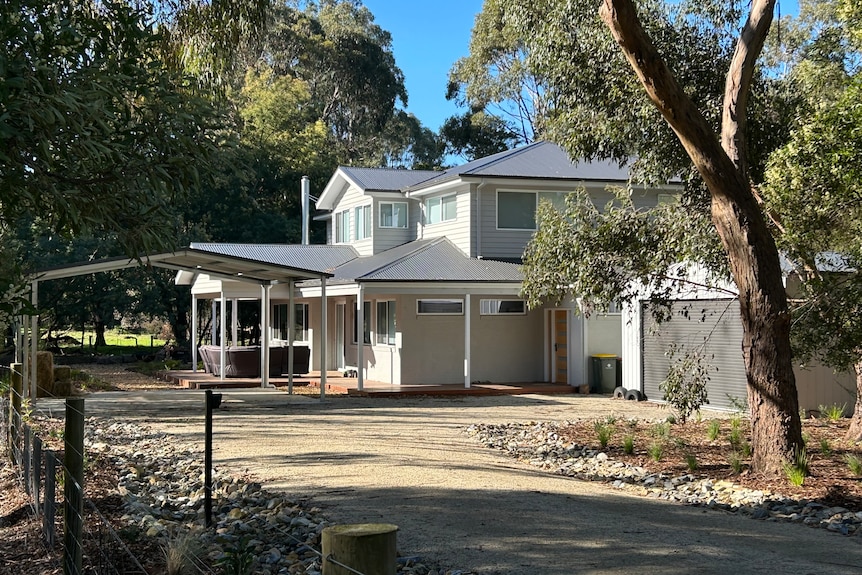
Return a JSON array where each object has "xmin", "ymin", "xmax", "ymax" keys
[
  {"xmin": 9, "ymin": 362, "xmax": 22, "ymax": 464},
  {"xmin": 322, "ymin": 523, "xmax": 398, "ymax": 575},
  {"xmin": 45, "ymin": 451, "xmax": 56, "ymax": 548},
  {"xmin": 33, "ymin": 435, "xmax": 42, "ymax": 514},
  {"xmin": 23, "ymin": 425, "xmax": 31, "ymax": 495},
  {"xmin": 64, "ymin": 398, "xmax": 84, "ymax": 575}
]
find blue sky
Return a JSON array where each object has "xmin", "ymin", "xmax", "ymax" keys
[
  {"xmin": 362, "ymin": 0, "xmax": 801, "ymax": 133},
  {"xmin": 362, "ymin": 0, "xmax": 485, "ymax": 132}
]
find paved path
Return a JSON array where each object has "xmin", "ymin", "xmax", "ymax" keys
[{"xmin": 39, "ymin": 390, "xmax": 862, "ymax": 574}]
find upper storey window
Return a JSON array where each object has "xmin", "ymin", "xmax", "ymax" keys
[
  {"xmin": 380, "ymin": 202, "xmax": 408, "ymax": 228},
  {"xmin": 334, "ymin": 210, "xmax": 350, "ymax": 243},
  {"xmin": 355, "ymin": 204, "xmax": 371, "ymax": 240},
  {"xmin": 497, "ymin": 190, "xmax": 568, "ymax": 230},
  {"xmin": 426, "ymin": 194, "xmax": 456, "ymax": 224}
]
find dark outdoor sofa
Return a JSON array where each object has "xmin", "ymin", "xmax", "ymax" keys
[{"xmin": 199, "ymin": 344, "xmax": 310, "ymax": 378}]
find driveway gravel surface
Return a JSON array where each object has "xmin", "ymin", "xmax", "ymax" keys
[{"xmin": 44, "ymin": 389, "xmax": 862, "ymax": 574}]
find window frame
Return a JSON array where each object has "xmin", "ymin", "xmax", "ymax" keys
[
  {"xmin": 479, "ymin": 299, "xmax": 527, "ymax": 315},
  {"xmin": 425, "ymin": 194, "xmax": 457, "ymax": 225},
  {"xmin": 334, "ymin": 210, "xmax": 350, "ymax": 243},
  {"xmin": 376, "ymin": 300, "xmax": 396, "ymax": 346},
  {"xmin": 352, "ymin": 300, "xmax": 372, "ymax": 345},
  {"xmin": 354, "ymin": 204, "xmax": 371, "ymax": 240},
  {"xmin": 379, "ymin": 201, "xmax": 408, "ymax": 229},
  {"xmin": 417, "ymin": 298, "xmax": 464, "ymax": 315},
  {"xmin": 496, "ymin": 190, "xmax": 570, "ymax": 231}
]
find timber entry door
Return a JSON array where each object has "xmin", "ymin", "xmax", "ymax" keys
[{"xmin": 552, "ymin": 309, "xmax": 568, "ymax": 384}]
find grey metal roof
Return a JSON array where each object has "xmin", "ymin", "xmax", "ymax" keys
[
  {"xmin": 340, "ymin": 166, "xmax": 441, "ymax": 192},
  {"xmin": 327, "ymin": 238, "xmax": 523, "ymax": 282},
  {"xmin": 406, "ymin": 141, "xmax": 632, "ymax": 191},
  {"xmin": 190, "ymin": 243, "xmax": 359, "ymax": 274},
  {"xmin": 35, "ymin": 248, "xmax": 331, "ymax": 284}
]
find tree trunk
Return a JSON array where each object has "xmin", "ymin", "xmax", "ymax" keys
[
  {"xmin": 600, "ymin": 0, "xmax": 803, "ymax": 475},
  {"xmin": 93, "ymin": 317, "xmax": 107, "ymax": 348},
  {"xmin": 847, "ymin": 361, "xmax": 862, "ymax": 442}
]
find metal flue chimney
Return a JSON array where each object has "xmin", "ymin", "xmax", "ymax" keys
[{"xmin": 301, "ymin": 176, "xmax": 310, "ymax": 245}]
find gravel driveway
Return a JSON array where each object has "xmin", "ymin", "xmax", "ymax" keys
[{"xmin": 51, "ymin": 389, "xmax": 862, "ymax": 574}]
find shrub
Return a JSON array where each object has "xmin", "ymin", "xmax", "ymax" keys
[
  {"xmin": 706, "ymin": 420, "xmax": 721, "ymax": 441},
  {"xmin": 819, "ymin": 438, "xmax": 832, "ymax": 457},
  {"xmin": 819, "ymin": 403, "xmax": 847, "ymax": 421},
  {"xmin": 685, "ymin": 453, "xmax": 698, "ymax": 471},
  {"xmin": 846, "ymin": 454, "xmax": 862, "ymax": 477},
  {"xmin": 594, "ymin": 421, "xmax": 614, "ymax": 448},
  {"xmin": 729, "ymin": 452, "xmax": 744, "ymax": 474},
  {"xmin": 648, "ymin": 442, "xmax": 664, "ymax": 462},
  {"xmin": 622, "ymin": 434, "xmax": 635, "ymax": 455},
  {"xmin": 658, "ymin": 344, "xmax": 712, "ymax": 424}
]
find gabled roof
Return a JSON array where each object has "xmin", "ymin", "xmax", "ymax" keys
[
  {"xmin": 317, "ymin": 166, "xmax": 441, "ymax": 210},
  {"xmin": 327, "ymin": 237, "xmax": 523, "ymax": 283},
  {"xmin": 189, "ymin": 243, "xmax": 359, "ymax": 273},
  {"xmin": 405, "ymin": 141, "xmax": 632, "ymax": 195}
]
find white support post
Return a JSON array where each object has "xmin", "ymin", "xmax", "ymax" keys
[
  {"xmin": 30, "ymin": 281, "xmax": 38, "ymax": 399},
  {"xmin": 320, "ymin": 279, "xmax": 327, "ymax": 400},
  {"xmin": 219, "ymin": 295, "xmax": 227, "ymax": 381},
  {"xmin": 211, "ymin": 300, "xmax": 217, "ymax": 345},
  {"xmin": 288, "ymin": 280, "xmax": 295, "ymax": 394},
  {"xmin": 232, "ymin": 298, "xmax": 239, "ymax": 346},
  {"xmin": 261, "ymin": 285, "xmax": 272, "ymax": 388},
  {"xmin": 464, "ymin": 293, "xmax": 471, "ymax": 389},
  {"xmin": 356, "ymin": 285, "xmax": 364, "ymax": 391},
  {"xmin": 191, "ymin": 295, "xmax": 198, "ymax": 372}
]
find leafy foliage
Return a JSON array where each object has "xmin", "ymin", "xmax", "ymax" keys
[{"xmin": 658, "ymin": 343, "xmax": 713, "ymax": 424}]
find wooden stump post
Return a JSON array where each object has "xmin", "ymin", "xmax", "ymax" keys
[
  {"xmin": 54, "ymin": 366, "xmax": 72, "ymax": 397},
  {"xmin": 64, "ymin": 398, "xmax": 84, "ymax": 575},
  {"xmin": 36, "ymin": 351, "xmax": 54, "ymax": 398},
  {"xmin": 322, "ymin": 523, "xmax": 398, "ymax": 575}
]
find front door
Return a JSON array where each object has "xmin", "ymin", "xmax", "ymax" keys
[
  {"xmin": 335, "ymin": 303, "xmax": 345, "ymax": 370},
  {"xmin": 552, "ymin": 309, "xmax": 568, "ymax": 384}
]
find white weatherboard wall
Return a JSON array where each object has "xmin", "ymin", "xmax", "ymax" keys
[
  {"xmin": 329, "ymin": 184, "xmax": 373, "ymax": 255},
  {"xmin": 397, "ymin": 294, "xmax": 544, "ymax": 385},
  {"xmin": 419, "ymin": 187, "xmax": 472, "ymax": 256},
  {"xmin": 373, "ymin": 197, "xmax": 420, "ymax": 253}
]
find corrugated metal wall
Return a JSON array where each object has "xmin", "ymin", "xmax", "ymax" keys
[{"xmin": 641, "ymin": 299, "xmax": 748, "ymax": 411}]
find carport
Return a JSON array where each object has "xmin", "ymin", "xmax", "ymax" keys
[{"xmin": 18, "ymin": 247, "xmax": 332, "ymax": 399}]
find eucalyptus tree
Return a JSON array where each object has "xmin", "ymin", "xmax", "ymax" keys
[
  {"xmin": 761, "ymin": 1, "xmax": 862, "ymax": 439},
  {"xmin": 462, "ymin": 0, "xmax": 804, "ymax": 474}
]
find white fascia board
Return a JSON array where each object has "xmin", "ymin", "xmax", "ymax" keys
[
  {"xmin": 405, "ymin": 178, "xmax": 464, "ymax": 198},
  {"xmin": 295, "ymin": 281, "xmax": 524, "ymax": 298},
  {"xmin": 317, "ymin": 169, "xmax": 362, "ymax": 210}
]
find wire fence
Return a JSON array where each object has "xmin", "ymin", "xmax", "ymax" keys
[
  {"xmin": 3, "ymin": 370, "xmax": 383, "ymax": 575},
  {"xmin": 4, "ymin": 382, "xmax": 150, "ymax": 575}
]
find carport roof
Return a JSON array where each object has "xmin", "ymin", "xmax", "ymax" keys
[{"xmin": 33, "ymin": 247, "xmax": 332, "ymax": 285}]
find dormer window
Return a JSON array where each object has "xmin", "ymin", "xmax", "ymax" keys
[
  {"xmin": 426, "ymin": 194, "xmax": 456, "ymax": 224},
  {"xmin": 334, "ymin": 210, "xmax": 350, "ymax": 243},
  {"xmin": 380, "ymin": 202, "xmax": 408, "ymax": 228},
  {"xmin": 355, "ymin": 204, "xmax": 371, "ymax": 240}
]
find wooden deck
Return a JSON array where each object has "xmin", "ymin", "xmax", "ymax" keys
[{"xmin": 160, "ymin": 369, "xmax": 586, "ymax": 397}]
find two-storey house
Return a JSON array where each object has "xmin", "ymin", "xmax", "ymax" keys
[{"xmin": 183, "ymin": 141, "xmax": 674, "ymax": 389}]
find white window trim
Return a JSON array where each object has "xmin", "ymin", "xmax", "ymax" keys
[
  {"xmin": 417, "ymin": 298, "xmax": 464, "ymax": 315},
  {"xmin": 425, "ymin": 194, "xmax": 457, "ymax": 225},
  {"xmin": 376, "ymin": 299, "xmax": 396, "ymax": 346},
  {"xmin": 355, "ymin": 204, "xmax": 371, "ymax": 240},
  {"xmin": 495, "ymin": 189, "xmax": 570, "ymax": 231},
  {"xmin": 352, "ymin": 300, "xmax": 372, "ymax": 345},
  {"xmin": 379, "ymin": 201, "xmax": 408, "ymax": 229},
  {"xmin": 479, "ymin": 299, "xmax": 527, "ymax": 315},
  {"xmin": 496, "ymin": 190, "xmax": 538, "ymax": 231},
  {"xmin": 334, "ymin": 209, "xmax": 350, "ymax": 243}
]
